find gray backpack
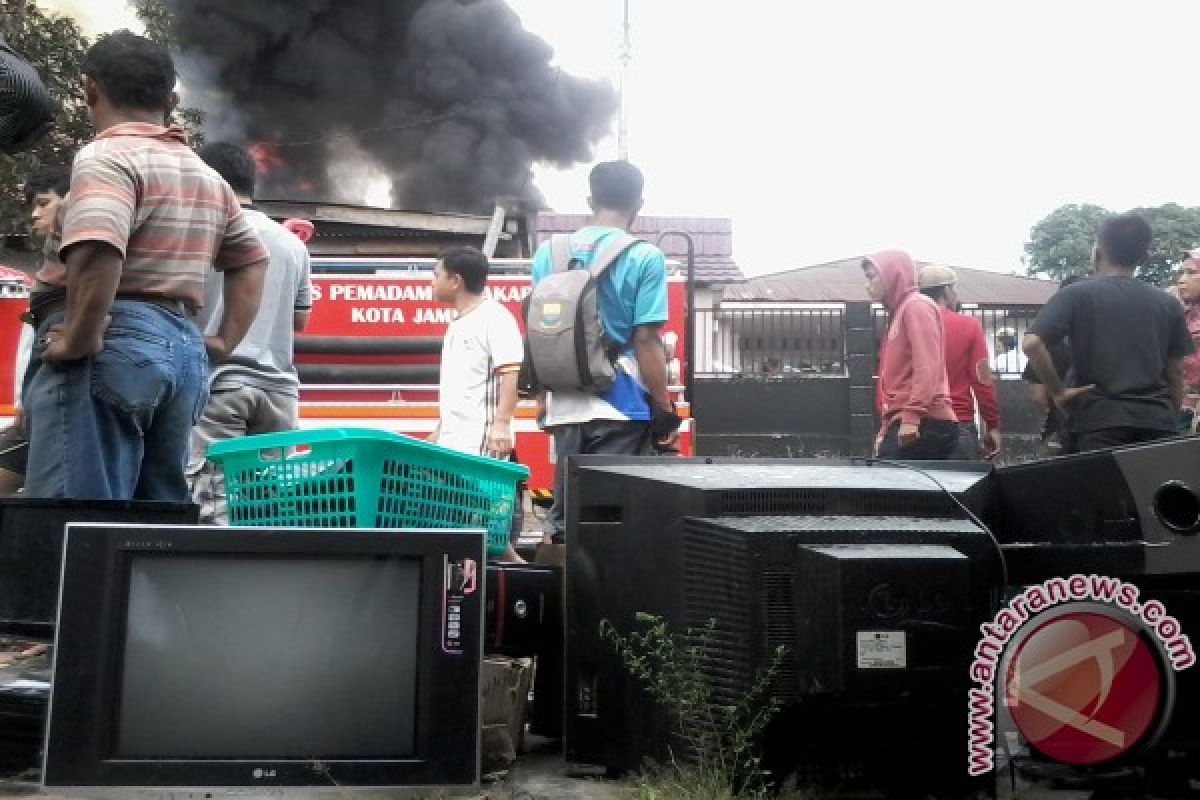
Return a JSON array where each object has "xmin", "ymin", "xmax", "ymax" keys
[{"xmin": 524, "ymin": 232, "xmax": 641, "ymax": 393}]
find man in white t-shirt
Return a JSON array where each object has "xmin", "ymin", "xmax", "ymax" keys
[
  {"xmin": 431, "ymin": 246, "xmax": 524, "ymax": 456},
  {"xmin": 431, "ymin": 247, "xmax": 525, "ymax": 561},
  {"xmin": 992, "ymin": 327, "xmax": 1028, "ymax": 377}
]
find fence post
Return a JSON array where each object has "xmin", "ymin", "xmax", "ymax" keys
[{"xmin": 844, "ymin": 301, "xmax": 877, "ymax": 457}]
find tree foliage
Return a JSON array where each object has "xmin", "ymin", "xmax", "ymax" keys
[
  {"xmin": 1136, "ymin": 204, "xmax": 1200, "ymax": 288},
  {"xmin": 1022, "ymin": 204, "xmax": 1108, "ymax": 283},
  {"xmin": 0, "ymin": 0, "xmax": 91, "ymax": 242},
  {"xmin": 1025, "ymin": 202, "xmax": 1200, "ymax": 287}
]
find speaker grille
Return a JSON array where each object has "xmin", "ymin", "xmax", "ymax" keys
[
  {"xmin": 718, "ymin": 488, "xmax": 956, "ymax": 517},
  {"xmin": 762, "ymin": 570, "xmax": 797, "ymax": 698},
  {"xmin": 682, "ymin": 520, "xmax": 753, "ymax": 706},
  {"xmin": 720, "ymin": 489, "xmax": 827, "ymax": 515}
]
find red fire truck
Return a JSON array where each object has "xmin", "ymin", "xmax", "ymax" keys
[
  {"xmin": 295, "ymin": 257, "xmax": 692, "ymax": 493},
  {"xmin": 0, "ymin": 258, "xmax": 691, "ymax": 496}
]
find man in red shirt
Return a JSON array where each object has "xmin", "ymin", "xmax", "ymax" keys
[{"xmin": 918, "ymin": 265, "xmax": 1002, "ymax": 459}]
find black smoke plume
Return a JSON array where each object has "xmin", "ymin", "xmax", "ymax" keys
[{"xmin": 162, "ymin": 0, "xmax": 617, "ymax": 213}]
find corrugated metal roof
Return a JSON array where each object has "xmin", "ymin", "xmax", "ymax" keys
[
  {"xmin": 535, "ymin": 212, "xmax": 744, "ymax": 284},
  {"xmin": 722, "ymin": 257, "xmax": 1058, "ymax": 306},
  {"xmin": 256, "ymin": 201, "xmax": 494, "ymax": 234}
]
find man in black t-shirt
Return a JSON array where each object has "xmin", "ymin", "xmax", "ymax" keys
[{"xmin": 1023, "ymin": 212, "xmax": 1194, "ymax": 453}]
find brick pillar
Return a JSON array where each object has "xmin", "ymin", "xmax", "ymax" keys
[{"xmin": 845, "ymin": 301, "xmax": 878, "ymax": 458}]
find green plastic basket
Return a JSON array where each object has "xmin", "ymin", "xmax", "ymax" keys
[{"xmin": 207, "ymin": 427, "xmax": 528, "ymax": 557}]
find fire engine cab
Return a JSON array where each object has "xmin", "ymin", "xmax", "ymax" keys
[{"xmin": 296, "ymin": 256, "xmax": 692, "ymax": 494}]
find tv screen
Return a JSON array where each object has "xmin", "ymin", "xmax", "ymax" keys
[
  {"xmin": 44, "ymin": 525, "xmax": 484, "ymax": 789},
  {"xmin": 118, "ymin": 555, "xmax": 419, "ymax": 759}
]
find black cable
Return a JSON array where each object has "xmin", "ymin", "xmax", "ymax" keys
[{"xmin": 855, "ymin": 455, "xmax": 1010, "ymax": 589}]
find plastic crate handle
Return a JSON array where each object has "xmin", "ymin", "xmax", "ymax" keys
[{"xmin": 258, "ymin": 443, "xmax": 314, "ymax": 462}]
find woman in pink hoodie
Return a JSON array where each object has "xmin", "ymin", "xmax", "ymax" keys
[{"xmin": 864, "ymin": 250, "xmax": 958, "ymax": 459}]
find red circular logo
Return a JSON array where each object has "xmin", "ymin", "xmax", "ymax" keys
[{"xmin": 1005, "ymin": 610, "xmax": 1164, "ymax": 765}]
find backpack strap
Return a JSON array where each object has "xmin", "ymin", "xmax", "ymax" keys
[
  {"xmin": 586, "ymin": 232, "xmax": 640, "ymax": 279},
  {"xmin": 549, "ymin": 234, "xmax": 574, "ymax": 273}
]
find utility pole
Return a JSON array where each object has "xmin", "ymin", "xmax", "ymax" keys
[{"xmin": 617, "ymin": 0, "xmax": 631, "ymax": 160}]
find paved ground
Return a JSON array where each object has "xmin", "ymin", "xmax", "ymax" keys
[{"xmin": 1, "ymin": 742, "xmax": 1189, "ymax": 799}]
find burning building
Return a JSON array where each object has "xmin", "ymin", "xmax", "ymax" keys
[{"xmin": 160, "ymin": 0, "xmax": 617, "ymax": 213}]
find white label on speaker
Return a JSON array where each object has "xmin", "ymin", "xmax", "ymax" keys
[{"xmin": 856, "ymin": 631, "xmax": 906, "ymax": 669}]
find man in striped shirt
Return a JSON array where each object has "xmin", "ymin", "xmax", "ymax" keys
[{"xmin": 22, "ymin": 32, "xmax": 268, "ymax": 500}]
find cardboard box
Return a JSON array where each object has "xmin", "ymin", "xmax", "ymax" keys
[{"xmin": 480, "ymin": 657, "xmax": 532, "ymax": 772}]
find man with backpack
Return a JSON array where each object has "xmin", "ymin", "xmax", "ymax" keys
[{"xmin": 528, "ymin": 161, "xmax": 680, "ymax": 543}]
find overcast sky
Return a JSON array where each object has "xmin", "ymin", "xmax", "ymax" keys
[{"xmin": 38, "ymin": 0, "xmax": 1200, "ymax": 276}]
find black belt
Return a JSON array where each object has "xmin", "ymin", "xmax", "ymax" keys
[{"xmin": 22, "ymin": 292, "xmax": 194, "ymax": 329}]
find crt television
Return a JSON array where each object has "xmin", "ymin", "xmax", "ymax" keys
[
  {"xmin": 564, "ymin": 456, "xmax": 999, "ymax": 793},
  {"xmin": 43, "ymin": 524, "xmax": 484, "ymax": 790},
  {"xmin": 0, "ymin": 497, "xmax": 198, "ymax": 639}
]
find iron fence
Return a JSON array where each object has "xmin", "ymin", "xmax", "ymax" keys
[
  {"xmin": 870, "ymin": 304, "xmax": 1042, "ymax": 378},
  {"xmin": 691, "ymin": 303, "xmax": 1045, "ymax": 383},
  {"xmin": 692, "ymin": 306, "xmax": 846, "ymax": 379}
]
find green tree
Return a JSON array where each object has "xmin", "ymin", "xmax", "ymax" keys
[
  {"xmin": 1136, "ymin": 203, "xmax": 1200, "ymax": 288},
  {"xmin": 1025, "ymin": 203, "xmax": 1200, "ymax": 287},
  {"xmin": 0, "ymin": 0, "xmax": 91, "ymax": 243},
  {"xmin": 1023, "ymin": 204, "xmax": 1108, "ymax": 282},
  {"xmin": 132, "ymin": 0, "xmax": 205, "ymax": 146}
]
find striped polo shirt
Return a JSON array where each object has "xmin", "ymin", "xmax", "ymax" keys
[{"xmin": 55, "ymin": 123, "xmax": 267, "ymax": 309}]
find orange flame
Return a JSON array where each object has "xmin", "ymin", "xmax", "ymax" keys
[{"xmin": 247, "ymin": 141, "xmax": 284, "ymax": 175}]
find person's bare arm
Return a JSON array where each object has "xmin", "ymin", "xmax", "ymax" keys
[
  {"xmin": 1028, "ymin": 382, "xmax": 1051, "ymax": 413},
  {"xmin": 486, "ymin": 370, "xmax": 520, "ymax": 458},
  {"xmin": 206, "ymin": 260, "xmax": 266, "ymax": 362},
  {"xmin": 42, "ymin": 242, "xmax": 121, "ymax": 362},
  {"xmin": 633, "ymin": 323, "xmax": 672, "ymax": 412},
  {"xmin": 293, "ymin": 309, "xmax": 311, "ymax": 332},
  {"xmin": 633, "ymin": 323, "xmax": 678, "ymax": 447},
  {"xmin": 1023, "ymin": 333, "xmax": 1093, "ymax": 408},
  {"xmin": 1167, "ymin": 357, "xmax": 1185, "ymax": 411}
]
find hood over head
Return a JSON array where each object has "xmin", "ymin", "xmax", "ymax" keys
[{"xmin": 865, "ymin": 249, "xmax": 918, "ymax": 310}]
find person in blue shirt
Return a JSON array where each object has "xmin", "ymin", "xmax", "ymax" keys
[{"xmin": 531, "ymin": 161, "xmax": 680, "ymax": 542}]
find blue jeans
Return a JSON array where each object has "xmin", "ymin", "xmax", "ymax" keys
[
  {"xmin": 545, "ymin": 419, "xmax": 653, "ymax": 542},
  {"xmin": 23, "ymin": 300, "xmax": 208, "ymax": 501}
]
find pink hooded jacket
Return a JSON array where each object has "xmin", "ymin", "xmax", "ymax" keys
[{"xmin": 869, "ymin": 250, "xmax": 956, "ymax": 435}]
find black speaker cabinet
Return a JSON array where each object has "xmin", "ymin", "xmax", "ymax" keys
[{"xmin": 485, "ymin": 562, "xmax": 563, "ymax": 739}]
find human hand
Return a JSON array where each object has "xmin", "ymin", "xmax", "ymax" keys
[
  {"xmin": 41, "ymin": 321, "xmax": 105, "ymax": 363},
  {"xmin": 654, "ymin": 430, "xmax": 681, "ymax": 453},
  {"xmin": 898, "ymin": 421, "xmax": 920, "ymax": 445},
  {"xmin": 486, "ymin": 421, "xmax": 514, "ymax": 459},
  {"xmin": 1053, "ymin": 384, "xmax": 1095, "ymax": 409},
  {"xmin": 650, "ymin": 401, "xmax": 681, "ymax": 436},
  {"xmin": 204, "ymin": 335, "xmax": 232, "ymax": 364},
  {"xmin": 983, "ymin": 429, "xmax": 1002, "ymax": 460}
]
